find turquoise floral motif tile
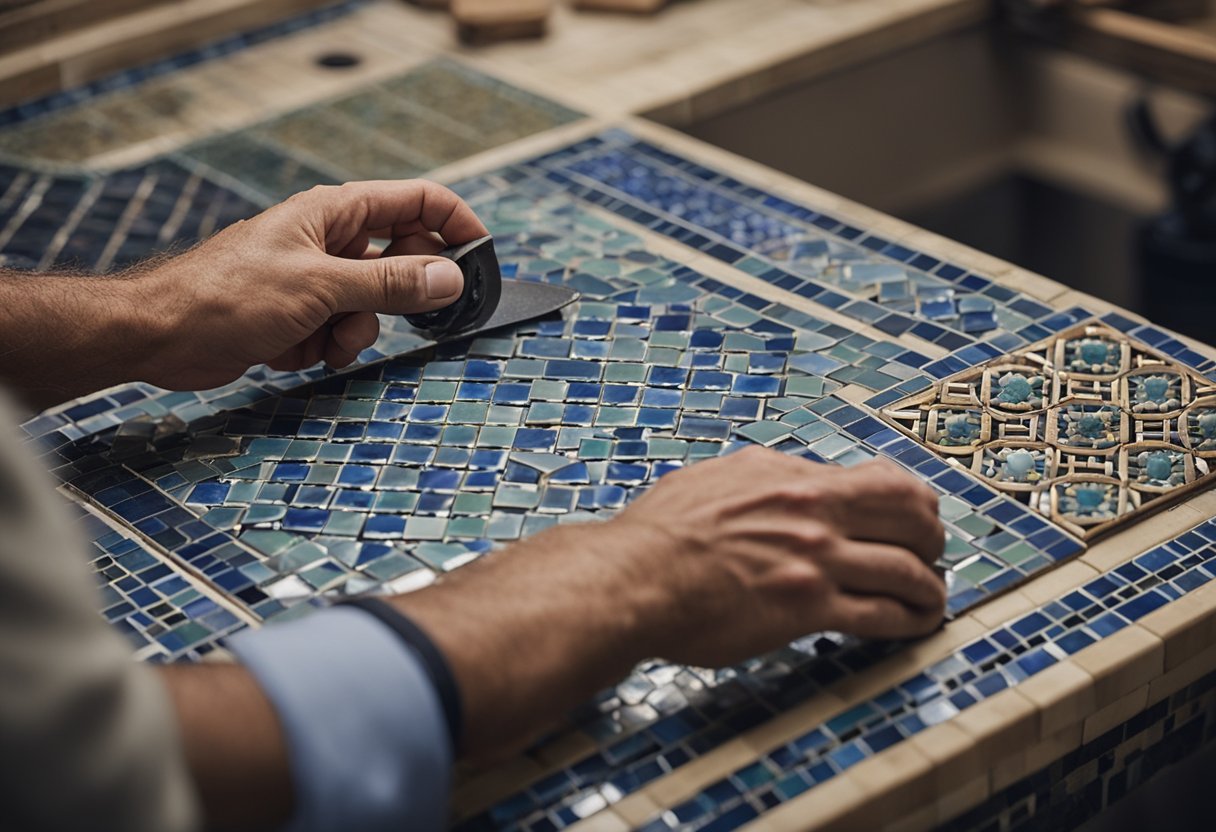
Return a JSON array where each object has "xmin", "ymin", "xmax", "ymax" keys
[{"xmin": 881, "ymin": 321, "xmax": 1216, "ymax": 540}]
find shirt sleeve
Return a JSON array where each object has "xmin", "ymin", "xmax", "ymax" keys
[
  {"xmin": 0, "ymin": 394, "xmax": 200, "ymax": 832},
  {"xmin": 225, "ymin": 605, "xmax": 454, "ymax": 832}
]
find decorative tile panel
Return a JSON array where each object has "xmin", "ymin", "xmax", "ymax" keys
[{"xmin": 880, "ymin": 322, "xmax": 1216, "ymax": 540}]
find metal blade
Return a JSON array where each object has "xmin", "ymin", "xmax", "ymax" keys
[{"xmin": 434, "ymin": 281, "xmax": 579, "ymax": 344}]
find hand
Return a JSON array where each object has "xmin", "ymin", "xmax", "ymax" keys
[
  {"xmin": 133, "ymin": 180, "xmax": 489, "ymax": 390},
  {"xmin": 611, "ymin": 447, "xmax": 947, "ymax": 667},
  {"xmin": 396, "ymin": 447, "xmax": 946, "ymax": 756}
]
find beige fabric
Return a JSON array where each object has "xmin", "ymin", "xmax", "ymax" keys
[{"xmin": 0, "ymin": 393, "xmax": 200, "ymax": 832}]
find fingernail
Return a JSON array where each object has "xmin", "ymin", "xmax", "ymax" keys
[{"xmin": 425, "ymin": 260, "xmax": 462, "ymax": 299}]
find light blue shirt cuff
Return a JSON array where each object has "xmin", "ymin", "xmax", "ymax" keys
[{"xmin": 227, "ymin": 606, "xmax": 452, "ymax": 832}]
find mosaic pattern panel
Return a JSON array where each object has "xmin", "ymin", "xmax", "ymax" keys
[
  {"xmin": 881, "ymin": 322, "xmax": 1216, "ymax": 540},
  {"xmin": 472, "ymin": 517, "xmax": 1216, "ymax": 832},
  {"xmin": 520, "ymin": 132, "xmax": 1063, "ymax": 355},
  {"xmin": 53, "ymin": 187, "xmax": 1076, "ymax": 628},
  {"xmin": 180, "ymin": 60, "xmax": 581, "ymax": 203},
  {"xmin": 75, "ymin": 503, "xmax": 245, "ymax": 662}
]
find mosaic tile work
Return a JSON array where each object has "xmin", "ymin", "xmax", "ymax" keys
[
  {"xmin": 0, "ymin": 2, "xmax": 369, "ymax": 130},
  {"xmin": 881, "ymin": 322, "xmax": 1216, "ymax": 540},
  {"xmin": 51, "ymin": 186, "xmax": 1074, "ymax": 628},
  {"xmin": 43, "ymin": 178, "xmax": 1086, "ymax": 832},
  {"xmin": 517, "ymin": 131, "xmax": 1070, "ymax": 356},
  {"xmin": 0, "ymin": 159, "xmax": 261, "ymax": 272},
  {"xmin": 180, "ymin": 60, "xmax": 582, "ymax": 202},
  {"xmin": 941, "ymin": 671, "xmax": 1216, "ymax": 832},
  {"xmin": 596, "ymin": 518, "xmax": 1216, "ymax": 832},
  {"xmin": 75, "ymin": 502, "xmax": 246, "ymax": 662}
]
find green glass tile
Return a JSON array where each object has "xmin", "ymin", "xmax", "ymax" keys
[
  {"xmin": 531, "ymin": 380, "xmax": 567, "ymax": 401},
  {"xmin": 486, "ymin": 405, "xmax": 524, "ymax": 425},
  {"xmin": 526, "ymin": 403, "xmax": 565, "ymax": 424},
  {"xmin": 808, "ymin": 433, "xmax": 855, "ymax": 458},
  {"xmin": 999, "ymin": 541, "xmax": 1038, "ymax": 566},
  {"xmin": 835, "ymin": 447, "xmax": 876, "ymax": 466},
  {"xmin": 452, "ymin": 493, "xmax": 493, "ymax": 514},
  {"xmin": 303, "ymin": 465, "xmax": 339, "ymax": 485},
  {"xmin": 447, "ymin": 517, "xmax": 488, "ymax": 537},
  {"xmin": 362, "ymin": 553, "xmax": 423, "ymax": 582},
  {"xmin": 413, "ymin": 542, "xmax": 470, "ymax": 570},
  {"xmin": 244, "ymin": 504, "xmax": 286, "ymax": 525},
  {"xmin": 416, "ymin": 381, "xmax": 457, "ymax": 402},
  {"xmin": 956, "ymin": 558, "xmax": 1003, "ymax": 583},
  {"xmin": 604, "ymin": 363, "xmax": 646, "ymax": 383},
  {"xmin": 687, "ymin": 442, "xmax": 724, "ymax": 459},
  {"xmin": 337, "ymin": 400, "xmax": 375, "ymax": 419},
  {"xmin": 227, "ymin": 481, "xmax": 260, "ymax": 504},
  {"xmin": 954, "ymin": 514, "xmax": 997, "ymax": 538},
  {"xmin": 647, "ymin": 439, "xmax": 689, "ymax": 459},
  {"xmin": 405, "ymin": 517, "xmax": 447, "ymax": 540},
  {"xmin": 449, "ymin": 402, "xmax": 489, "ymax": 424},
  {"xmin": 736, "ymin": 421, "xmax": 795, "ymax": 446},
  {"xmin": 723, "ymin": 354, "xmax": 750, "ymax": 373},
  {"xmin": 240, "ymin": 530, "xmax": 297, "ymax": 556},
  {"xmin": 486, "ymin": 513, "xmax": 525, "ymax": 539},
  {"xmin": 610, "ymin": 340, "xmax": 647, "ymax": 361},
  {"xmin": 779, "ymin": 409, "xmax": 818, "ymax": 428},
  {"xmin": 201, "ymin": 507, "xmax": 243, "ymax": 530},
  {"xmin": 595, "ymin": 407, "xmax": 637, "ymax": 427},
  {"xmin": 477, "ymin": 426, "xmax": 518, "ymax": 448},
  {"xmin": 441, "ymin": 425, "xmax": 478, "ymax": 447},
  {"xmin": 578, "ymin": 438, "xmax": 613, "ymax": 459},
  {"xmin": 378, "ymin": 467, "xmax": 420, "ymax": 490},
  {"xmin": 650, "ymin": 332, "xmax": 689, "ymax": 349},
  {"xmin": 494, "ymin": 486, "xmax": 541, "ymax": 510},
  {"xmin": 505, "ymin": 358, "xmax": 546, "ymax": 377},
  {"xmin": 374, "ymin": 492, "xmax": 419, "ymax": 513},
  {"xmin": 785, "ymin": 376, "xmax": 828, "ymax": 397},
  {"xmin": 646, "ymin": 347, "xmax": 682, "ymax": 366}
]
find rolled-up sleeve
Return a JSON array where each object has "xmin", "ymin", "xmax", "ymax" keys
[{"xmin": 226, "ymin": 605, "xmax": 453, "ymax": 832}]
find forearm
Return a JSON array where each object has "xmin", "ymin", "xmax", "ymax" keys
[
  {"xmin": 0, "ymin": 267, "xmax": 160, "ymax": 409},
  {"xmin": 393, "ymin": 520, "xmax": 671, "ymax": 757},
  {"xmin": 157, "ymin": 663, "xmax": 293, "ymax": 831}
]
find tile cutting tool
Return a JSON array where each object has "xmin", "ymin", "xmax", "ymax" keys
[{"xmin": 403, "ymin": 235, "xmax": 579, "ymax": 341}]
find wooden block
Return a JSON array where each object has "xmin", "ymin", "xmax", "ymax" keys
[
  {"xmin": 844, "ymin": 741, "xmax": 935, "ymax": 823},
  {"xmin": 1016, "ymin": 660, "xmax": 1096, "ymax": 736},
  {"xmin": 608, "ymin": 791, "xmax": 662, "ymax": 829},
  {"xmin": 951, "ymin": 687, "xmax": 1039, "ymax": 765},
  {"xmin": 1148, "ymin": 639, "xmax": 1216, "ymax": 704},
  {"xmin": 1081, "ymin": 683, "xmax": 1148, "ymax": 744},
  {"xmin": 1139, "ymin": 583, "xmax": 1216, "ymax": 671},
  {"xmin": 935, "ymin": 774, "xmax": 989, "ymax": 826},
  {"xmin": 572, "ymin": 0, "xmax": 667, "ymax": 13},
  {"xmin": 1071, "ymin": 626, "xmax": 1163, "ymax": 709},
  {"xmin": 969, "ymin": 590, "xmax": 1038, "ymax": 630},
  {"xmin": 1023, "ymin": 722, "xmax": 1083, "ymax": 776},
  {"xmin": 452, "ymin": 0, "xmax": 552, "ymax": 43},
  {"xmin": 907, "ymin": 721, "xmax": 984, "ymax": 797},
  {"xmin": 753, "ymin": 774, "xmax": 875, "ymax": 832},
  {"xmin": 1020, "ymin": 559, "xmax": 1099, "ymax": 605}
]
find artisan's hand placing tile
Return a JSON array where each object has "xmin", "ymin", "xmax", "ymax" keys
[
  {"xmin": 0, "ymin": 180, "xmax": 487, "ymax": 408},
  {"xmin": 391, "ymin": 446, "xmax": 946, "ymax": 758}
]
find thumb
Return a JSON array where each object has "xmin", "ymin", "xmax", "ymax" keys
[{"xmin": 329, "ymin": 254, "xmax": 464, "ymax": 314}]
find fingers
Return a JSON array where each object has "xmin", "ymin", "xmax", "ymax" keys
[
  {"xmin": 827, "ymin": 592, "xmax": 944, "ymax": 640},
  {"xmin": 327, "ymin": 254, "xmax": 464, "ymax": 315},
  {"xmin": 301, "ymin": 180, "xmax": 489, "ymax": 249},
  {"xmin": 326, "ymin": 312, "xmax": 380, "ymax": 366},
  {"xmin": 830, "ymin": 460, "xmax": 946, "ymax": 566},
  {"xmin": 825, "ymin": 541, "xmax": 946, "ymax": 611},
  {"xmin": 265, "ymin": 313, "xmax": 381, "ymax": 371}
]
